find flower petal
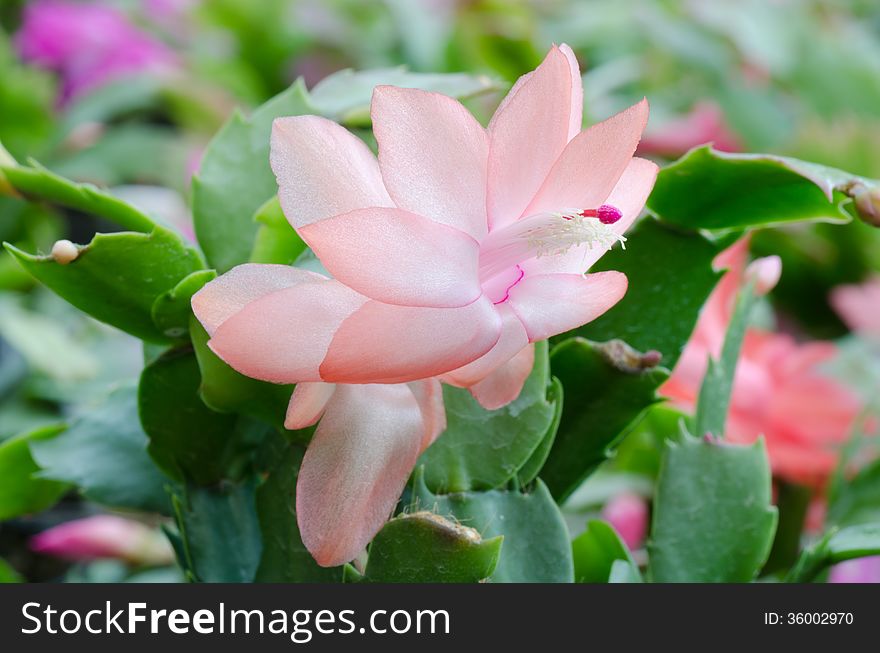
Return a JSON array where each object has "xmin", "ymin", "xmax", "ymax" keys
[
  {"xmin": 469, "ymin": 343, "xmax": 535, "ymax": 410},
  {"xmin": 507, "ymin": 271, "xmax": 628, "ymax": 341},
  {"xmin": 270, "ymin": 115, "xmax": 392, "ymax": 229},
  {"xmin": 299, "ymin": 207, "xmax": 481, "ymax": 308},
  {"xmin": 372, "ymin": 86, "xmax": 489, "ymax": 240},
  {"xmin": 408, "ymin": 378, "xmax": 447, "ymax": 451},
  {"xmin": 208, "ymin": 278, "xmax": 367, "ymax": 383},
  {"xmin": 487, "ymin": 45, "xmax": 575, "ymax": 229},
  {"xmin": 524, "ymin": 98, "xmax": 649, "ymax": 217},
  {"xmin": 559, "ymin": 44, "xmax": 584, "ymax": 140},
  {"xmin": 192, "ymin": 263, "xmax": 322, "ymax": 336},
  {"xmin": 296, "ymin": 384, "xmax": 424, "ymax": 567},
  {"xmin": 284, "ymin": 382, "xmax": 336, "ymax": 430},
  {"xmin": 522, "ymin": 157, "xmax": 658, "ymax": 275},
  {"xmin": 320, "ymin": 296, "xmax": 502, "ymax": 384},
  {"xmin": 441, "ymin": 302, "xmax": 529, "ymax": 387}
]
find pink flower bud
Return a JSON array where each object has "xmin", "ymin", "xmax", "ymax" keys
[
  {"xmin": 30, "ymin": 515, "xmax": 173, "ymax": 566},
  {"xmin": 601, "ymin": 493, "xmax": 649, "ymax": 550},
  {"xmin": 829, "ymin": 556, "xmax": 880, "ymax": 583},
  {"xmin": 745, "ymin": 255, "xmax": 782, "ymax": 296}
]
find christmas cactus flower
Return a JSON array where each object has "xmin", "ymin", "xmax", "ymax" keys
[
  {"xmin": 192, "ymin": 44, "xmax": 656, "ymax": 566},
  {"xmin": 831, "ymin": 275, "xmax": 880, "ymax": 337}
]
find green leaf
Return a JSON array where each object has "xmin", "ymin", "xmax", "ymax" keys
[
  {"xmin": 350, "ymin": 512, "xmax": 502, "ymax": 583},
  {"xmin": 787, "ymin": 524, "xmax": 880, "ymax": 583},
  {"xmin": 5, "ymin": 225, "xmax": 203, "ymax": 342},
  {"xmin": 648, "ymin": 436, "xmax": 778, "ymax": 582},
  {"xmin": 516, "ymin": 376, "xmax": 563, "ymax": 486},
  {"xmin": 254, "ymin": 439, "xmax": 341, "ymax": 582},
  {"xmin": 151, "ymin": 270, "xmax": 217, "ymax": 340},
  {"xmin": 566, "ymin": 219, "xmax": 724, "ymax": 369},
  {"xmin": 190, "ymin": 317, "xmax": 293, "ymax": 430},
  {"xmin": 138, "ymin": 347, "xmax": 271, "ymax": 485},
  {"xmin": 572, "ymin": 519, "xmax": 640, "ymax": 583},
  {"xmin": 418, "ymin": 341, "xmax": 560, "ymax": 493},
  {"xmin": 30, "ymin": 384, "xmax": 175, "ymax": 515},
  {"xmin": 541, "ymin": 339, "xmax": 669, "ymax": 502},
  {"xmin": 692, "ymin": 279, "xmax": 758, "ymax": 438},
  {"xmin": 308, "ymin": 67, "xmax": 500, "ymax": 126},
  {"xmin": 647, "ymin": 147, "xmax": 856, "ymax": 232},
  {"xmin": 409, "ymin": 470, "xmax": 573, "ymax": 582},
  {"xmin": 0, "ymin": 424, "xmax": 68, "ymax": 520},
  {"xmin": 608, "ymin": 558, "xmax": 643, "ymax": 583},
  {"xmin": 249, "ymin": 196, "xmax": 307, "ymax": 265},
  {"xmin": 172, "ymin": 480, "xmax": 262, "ymax": 583},
  {"xmin": 0, "ymin": 161, "xmax": 157, "ymax": 233},
  {"xmin": 0, "ymin": 558, "xmax": 21, "ymax": 583},
  {"xmin": 192, "ymin": 79, "xmax": 314, "ymax": 273},
  {"xmin": 826, "ymin": 458, "xmax": 880, "ymax": 528}
]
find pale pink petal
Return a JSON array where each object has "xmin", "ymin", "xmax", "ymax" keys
[
  {"xmin": 830, "ymin": 276, "xmax": 880, "ymax": 336},
  {"xmin": 745, "ymin": 256, "xmax": 782, "ymax": 296},
  {"xmin": 192, "ymin": 264, "xmax": 322, "ymax": 335},
  {"xmin": 507, "ymin": 271, "xmax": 628, "ymax": 341},
  {"xmin": 524, "ymin": 99, "xmax": 649, "ymax": 217},
  {"xmin": 522, "ymin": 157, "xmax": 658, "ymax": 276},
  {"xmin": 372, "ymin": 86, "xmax": 489, "ymax": 240},
  {"xmin": 285, "ymin": 382, "xmax": 336, "ymax": 430},
  {"xmin": 320, "ymin": 296, "xmax": 502, "ymax": 384},
  {"xmin": 486, "ymin": 46, "xmax": 575, "ymax": 229},
  {"xmin": 296, "ymin": 384, "xmax": 424, "ymax": 567},
  {"xmin": 299, "ymin": 207, "xmax": 481, "ymax": 308},
  {"xmin": 270, "ymin": 115, "xmax": 392, "ymax": 229},
  {"xmin": 408, "ymin": 378, "xmax": 447, "ymax": 451},
  {"xmin": 442, "ymin": 303, "xmax": 529, "ymax": 387},
  {"xmin": 469, "ymin": 343, "xmax": 535, "ymax": 410},
  {"xmin": 559, "ymin": 44, "xmax": 584, "ymax": 140},
  {"xmin": 209, "ymin": 279, "xmax": 367, "ymax": 383}
]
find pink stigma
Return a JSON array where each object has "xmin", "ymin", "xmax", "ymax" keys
[{"xmin": 597, "ymin": 204, "xmax": 622, "ymax": 225}]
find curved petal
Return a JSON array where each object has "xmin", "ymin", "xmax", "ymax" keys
[
  {"xmin": 373, "ymin": 86, "xmax": 489, "ymax": 240},
  {"xmin": 507, "ymin": 271, "xmax": 628, "ymax": 341},
  {"xmin": 559, "ymin": 44, "xmax": 584, "ymax": 141},
  {"xmin": 209, "ymin": 279, "xmax": 367, "ymax": 383},
  {"xmin": 296, "ymin": 384, "xmax": 424, "ymax": 567},
  {"xmin": 270, "ymin": 115, "xmax": 392, "ymax": 229},
  {"xmin": 284, "ymin": 382, "xmax": 336, "ymax": 430},
  {"xmin": 523, "ymin": 98, "xmax": 649, "ymax": 217},
  {"xmin": 299, "ymin": 207, "xmax": 481, "ymax": 308},
  {"xmin": 487, "ymin": 45, "xmax": 575, "ymax": 229},
  {"xmin": 320, "ymin": 295, "xmax": 502, "ymax": 384},
  {"xmin": 408, "ymin": 378, "xmax": 447, "ymax": 451},
  {"xmin": 192, "ymin": 263, "xmax": 322, "ymax": 336},
  {"xmin": 522, "ymin": 157, "xmax": 658, "ymax": 275},
  {"xmin": 441, "ymin": 303, "xmax": 529, "ymax": 387},
  {"xmin": 469, "ymin": 343, "xmax": 535, "ymax": 410}
]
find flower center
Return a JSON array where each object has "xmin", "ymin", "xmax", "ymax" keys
[{"xmin": 478, "ymin": 204, "xmax": 626, "ymax": 285}]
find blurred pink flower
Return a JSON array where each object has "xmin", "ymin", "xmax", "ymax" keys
[
  {"xmin": 830, "ymin": 276, "xmax": 880, "ymax": 337},
  {"xmin": 638, "ymin": 102, "xmax": 741, "ymax": 159},
  {"xmin": 829, "ymin": 556, "xmax": 880, "ymax": 583},
  {"xmin": 662, "ymin": 239, "xmax": 861, "ymax": 488},
  {"xmin": 193, "ymin": 45, "xmax": 656, "ymax": 566},
  {"xmin": 16, "ymin": 0, "xmax": 178, "ymax": 104},
  {"xmin": 30, "ymin": 515, "xmax": 173, "ymax": 565},
  {"xmin": 602, "ymin": 493, "xmax": 648, "ymax": 550}
]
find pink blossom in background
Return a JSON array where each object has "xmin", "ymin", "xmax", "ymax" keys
[
  {"xmin": 637, "ymin": 102, "xmax": 741, "ymax": 159},
  {"xmin": 662, "ymin": 239, "xmax": 862, "ymax": 488},
  {"xmin": 602, "ymin": 493, "xmax": 649, "ymax": 550},
  {"xmin": 193, "ymin": 45, "xmax": 657, "ymax": 566},
  {"xmin": 30, "ymin": 515, "xmax": 174, "ymax": 565},
  {"xmin": 16, "ymin": 0, "xmax": 178, "ymax": 104},
  {"xmin": 828, "ymin": 556, "xmax": 880, "ymax": 583},
  {"xmin": 830, "ymin": 276, "xmax": 880, "ymax": 337}
]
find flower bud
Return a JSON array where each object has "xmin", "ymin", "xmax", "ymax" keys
[
  {"xmin": 601, "ymin": 492, "xmax": 649, "ymax": 550},
  {"xmin": 847, "ymin": 183, "xmax": 880, "ymax": 228},
  {"xmin": 745, "ymin": 255, "xmax": 782, "ymax": 296}
]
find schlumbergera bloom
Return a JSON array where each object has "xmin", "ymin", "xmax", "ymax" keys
[
  {"xmin": 831, "ymin": 276, "xmax": 880, "ymax": 337},
  {"xmin": 192, "ymin": 45, "xmax": 657, "ymax": 566},
  {"xmin": 662, "ymin": 239, "xmax": 862, "ymax": 487},
  {"xmin": 16, "ymin": 0, "xmax": 177, "ymax": 103}
]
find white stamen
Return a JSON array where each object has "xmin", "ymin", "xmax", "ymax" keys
[{"xmin": 523, "ymin": 211, "xmax": 626, "ymax": 258}]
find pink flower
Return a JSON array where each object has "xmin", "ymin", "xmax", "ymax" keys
[
  {"xmin": 193, "ymin": 45, "xmax": 656, "ymax": 566},
  {"xmin": 662, "ymin": 240, "xmax": 861, "ymax": 488},
  {"xmin": 29, "ymin": 515, "xmax": 173, "ymax": 565},
  {"xmin": 830, "ymin": 276, "xmax": 880, "ymax": 337},
  {"xmin": 828, "ymin": 556, "xmax": 880, "ymax": 583},
  {"xmin": 637, "ymin": 102, "xmax": 741, "ymax": 158},
  {"xmin": 602, "ymin": 493, "xmax": 648, "ymax": 550},
  {"xmin": 15, "ymin": 0, "xmax": 178, "ymax": 104}
]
